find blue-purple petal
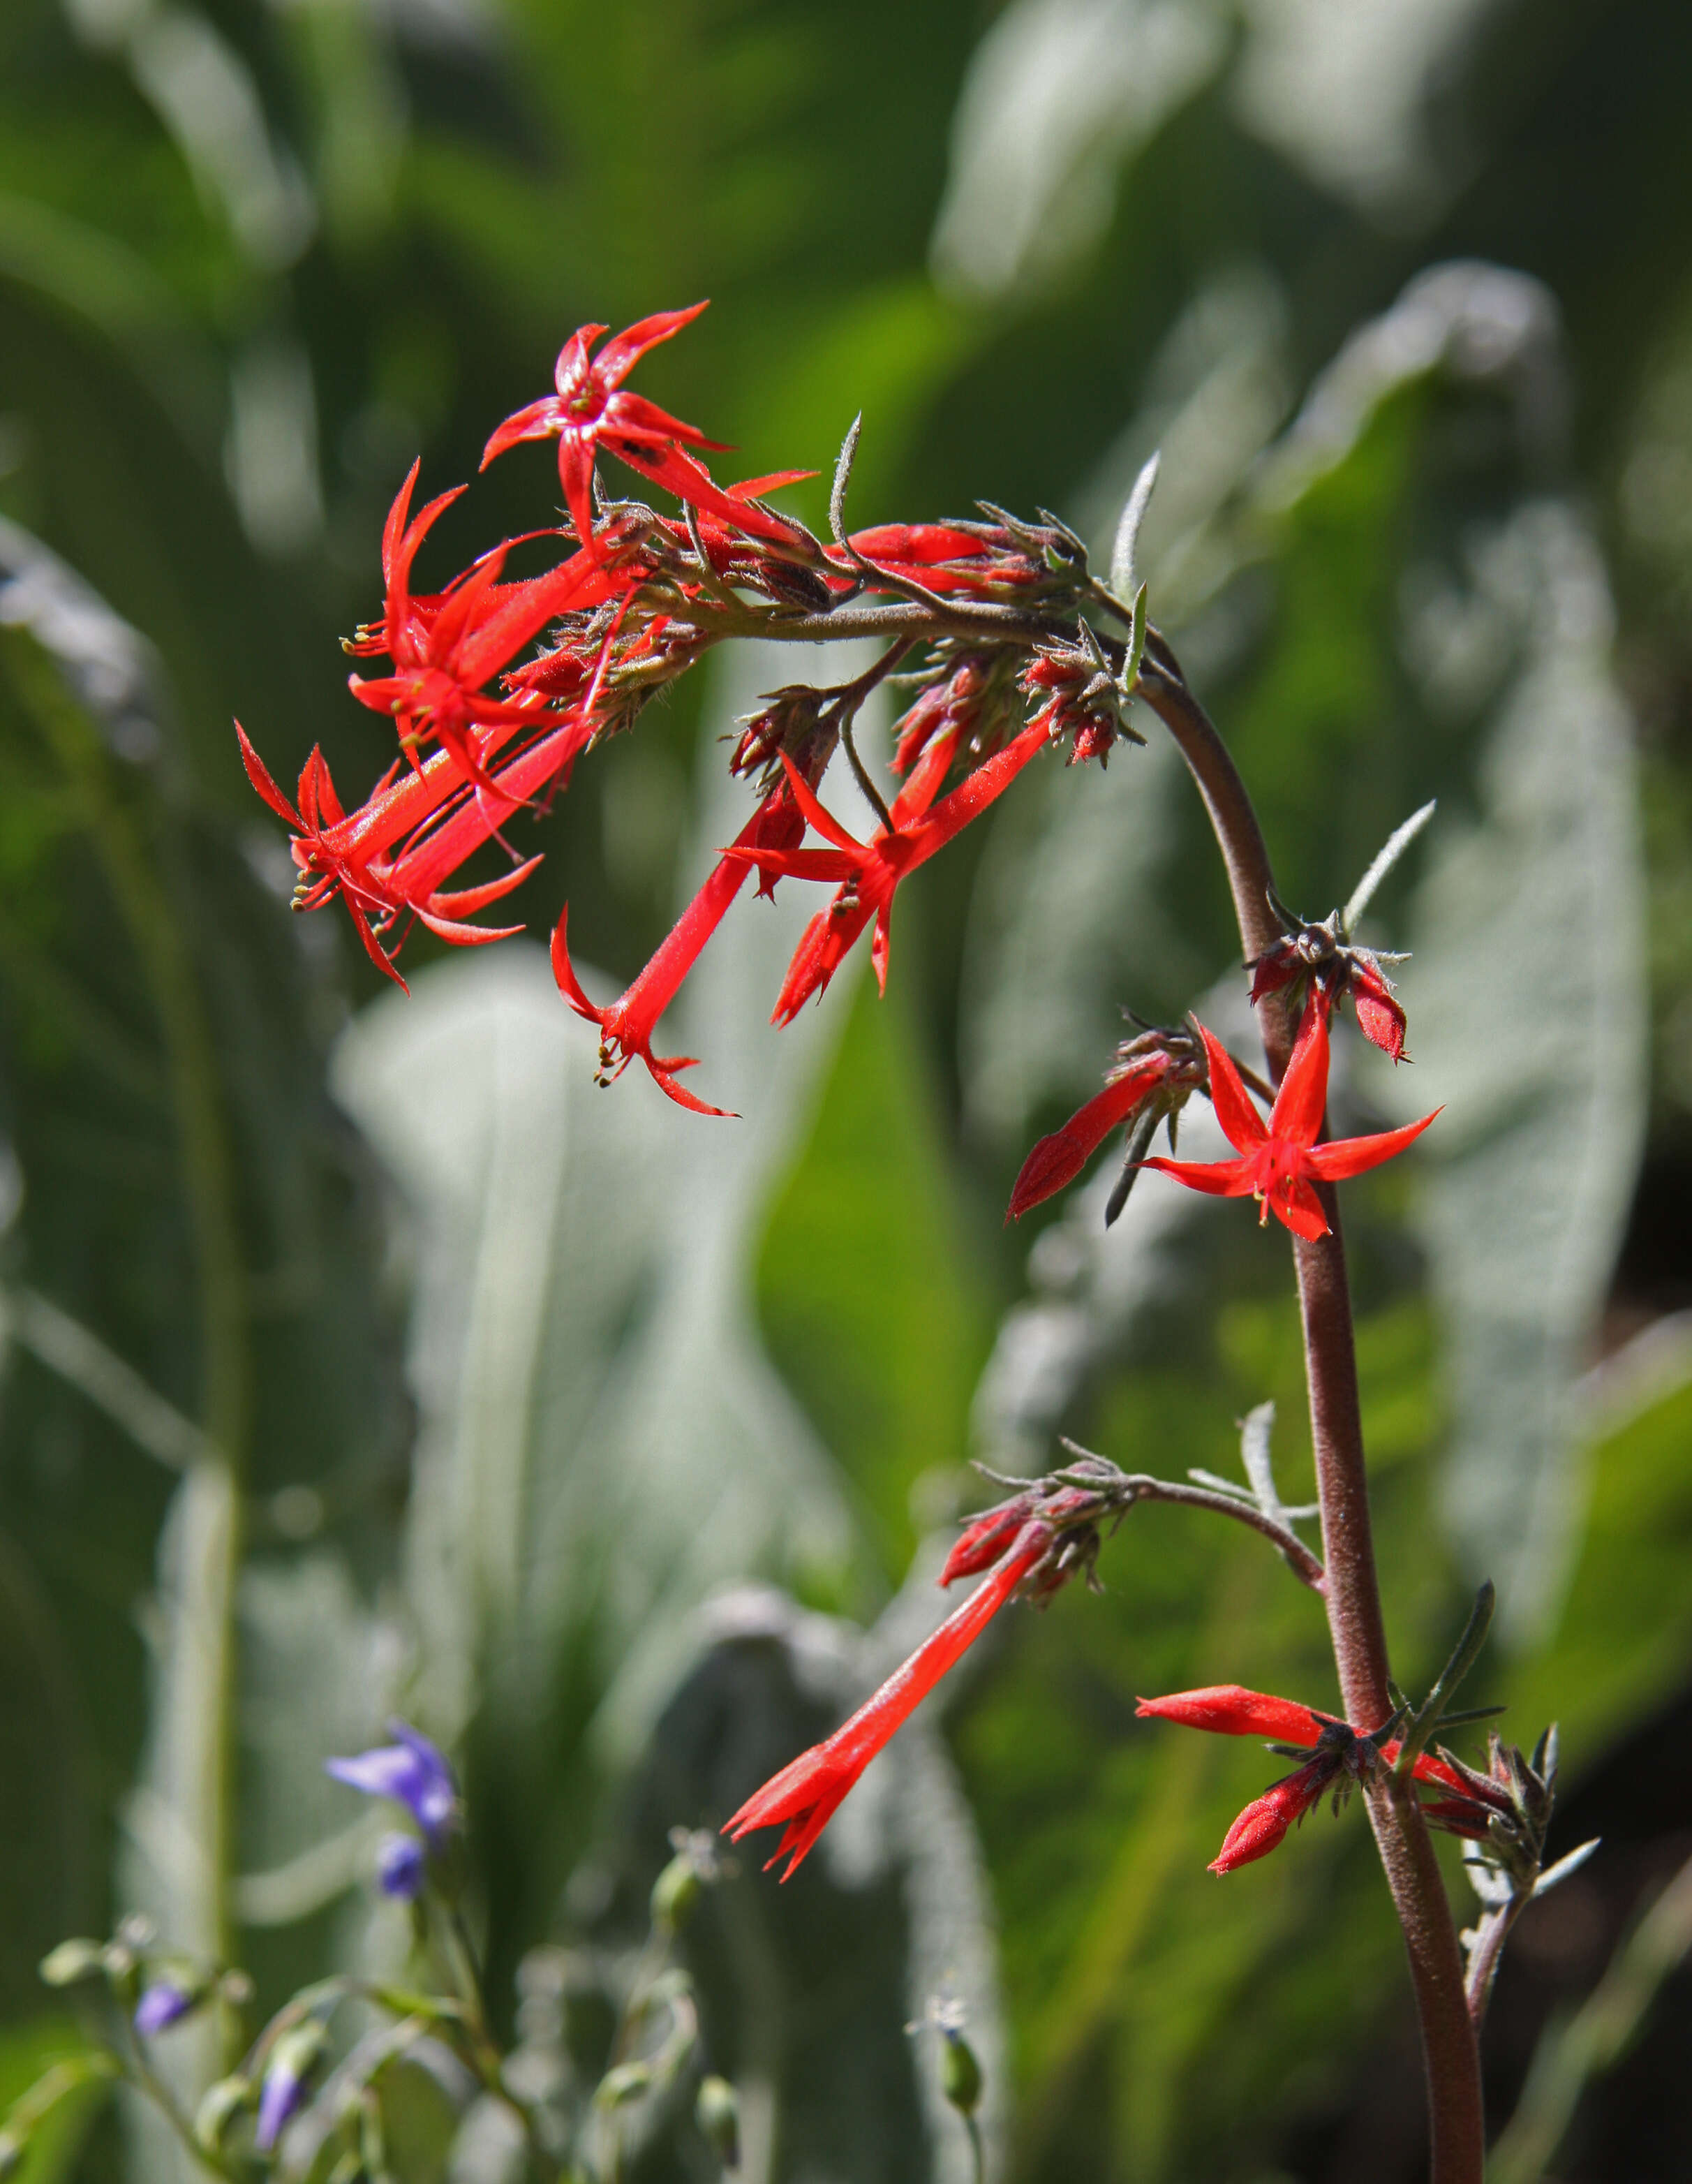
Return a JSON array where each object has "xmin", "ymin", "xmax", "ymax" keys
[
  {"xmin": 376, "ymin": 1831, "xmax": 426, "ymax": 1899},
  {"xmin": 255, "ymin": 2063, "xmax": 303, "ymax": 2152},
  {"xmin": 134, "ymin": 1982, "xmax": 194, "ymax": 2037},
  {"xmin": 325, "ymin": 1721, "xmax": 457, "ymax": 1848}
]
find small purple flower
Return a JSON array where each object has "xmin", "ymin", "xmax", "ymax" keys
[
  {"xmin": 254, "ymin": 2063, "xmax": 302, "ymax": 2153},
  {"xmin": 376, "ymin": 1831, "xmax": 426, "ymax": 1901},
  {"xmin": 255, "ymin": 2025, "xmax": 325, "ymax": 2153},
  {"xmin": 325, "ymin": 1721, "xmax": 457, "ymax": 1849},
  {"xmin": 134, "ymin": 1980, "xmax": 195, "ymax": 2037}
]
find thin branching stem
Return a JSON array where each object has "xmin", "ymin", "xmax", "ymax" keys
[
  {"xmin": 840, "ymin": 718, "xmax": 893, "ymax": 830},
  {"xmin": 1055, "ymin": 1443, "xmax": 1327, "ymax": 1592},
  {"xmin": 1464, "ymin": 1894, "xmax": 1529, "ymax": 2026}
]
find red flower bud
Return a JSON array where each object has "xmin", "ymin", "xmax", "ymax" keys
[
  {"xmin": 1134, "ymin": 1685, "xmax": 1336, "ymax": 1744},
  {"xmin": 1209, "ymin": 1754, "xmax": 1342, "ymax": 1873},
  {"xmin": 1007, "ymin": 1062, "xmax": 1171, "ymax": 1220}
]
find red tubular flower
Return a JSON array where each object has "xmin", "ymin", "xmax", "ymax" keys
[
  {"xmin": 549, "ymin": 784, "xmax": 808, "ymax": 1114},
  {"xmin": 826, "ymin": 524, "xmax": 1041, "ymax": 600},
  {"xmin": 1139, "ymin": 1001, "xmax": 1439, "ymax": 1240},
  {"xmin": 1135, "ymin": 1685, "xmax": 1340, "ymax": 1743},
  {"xmin": 237, "ymin": 702, "xmax": 596, "ymax": 987},
  {"xmin": 347, "ymin": 461, "xmax": 627, "ymax": 792},
  {"xmin": 732, "ymin": 1454, "xmax": 1140, "ymax": 1882},
  {"xmin": 1136, "ymin": 1683, "xmax": 1483, "ymax": 1871},
  {"xmin": 728, "ymin": 714, "xmax": 1051, "ymax": 1025},
  {"xmin": 1132, "ymin": 1684, "xmax": 1469, "ymax": 1789},
  {"xmin": 480, "ymin": 304, "xmax": 717, "ymax": 540},
  {"xmin": 725, "ymin": 1523, "xmax": 1049, "ymax": 1880}
]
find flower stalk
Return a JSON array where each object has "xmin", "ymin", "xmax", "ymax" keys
[{"xmin": 1141, "ymin": 635, "xmax": 1485, "ymax": 2184}]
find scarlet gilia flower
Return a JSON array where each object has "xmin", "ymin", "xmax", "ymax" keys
[
  {"xmin": 549, "ymin": 780, "xmax": 808, "ymax": 1115},
  {"xmin": 1135, "ymin": 1685, "xmax": 1474, "ymax": 1873},
  {"xmin": 727, "ymin": 1457, "xmax": 1127, "ymax": 1880},
  {"xmin": 1020, "ymin": 619, "xmax": 1144, "ymax": 766},
  {"xmin": 729, "ymin": 714, "xmax": 1051, "ymax": 1024},
  {"xmin": 236, "ymin": 709, "xmax": 588, "ymax": 987},
  {"xmin": 345, "ymin": 461, "xmax": 629, "ymax": 792},
  {"xmin": 724, "ymin": 1528, "xmax": 1046, "ymax": 1880},
  {"xmin": 480, "ymin": 303, "xmax": 797, "ymax": 549},
  {"xmin": 1140, "ymin": 998, "xmax": 1439, "ymax": 1240},
  {"xmin": 1007, "ymin": 1023, "xmax": 1208, "ymax": 1223},
  {"xmin": 1249, "ymin": 913, "xmax": 1409, "ymax": 1063}
]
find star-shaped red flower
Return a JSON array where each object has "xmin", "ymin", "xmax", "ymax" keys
[
  {"xmin": 480, "ymin": 304, "xmax": 798, "ymax": 551},
  {"xmin": 1139, "ymin": 1001, "xmax": 1439, "ymax": 1239}
]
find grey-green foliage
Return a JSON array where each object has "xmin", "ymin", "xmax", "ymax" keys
[
  {"xmin": 330, "ymin": 644, "xmax": 873, "ymax": 1776},
  {"xmin": 614, "ymin": 1572, "xmax": 1004, "ymax": 2184},
  {"xmin": 1386, "ymin": 500, "xmax": 1645, "ymax": 1639},
  {"xmin": 117, "ymin": 1463, "xmax": 238, "ymax": 2182},
  {"xmin": 232, "ymin": 1553, "xmax": 399, "ymax": 1929},
  {"xmin": 959, "ymin": 263, "xmax": 1293, "ymax": 1142},
  {"xmin": 1270, "ymin": 265, "xmax": 1647, "ymax": 1640}
]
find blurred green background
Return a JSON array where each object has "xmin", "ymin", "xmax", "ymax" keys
[{"xmin": 3, "ymin": 1, "xmax": 1692, "ymax": 2179}]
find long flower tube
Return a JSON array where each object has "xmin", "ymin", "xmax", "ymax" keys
[
  {"xmin": 1007, "ymin": 1059, "xmax": 1173, "ymax": 1220},
  {"xmin": 549, "ymin": 781, "xmax": 809, "ymax": 1115},
  {"xmin": 729, "ymin": 714, "xmax": 1051, "ymax": 1024},
  {"xmin": 725, "ymin": 1523, "xmax": 1049, "ymax": 1880},
  {"xmin": 237, "ymin": 707, "xmax": 598, "ymax": 984}
]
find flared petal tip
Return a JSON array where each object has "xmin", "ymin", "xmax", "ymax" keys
[{"xmin": 480, "ymin": 398, "xmax": 563, "ymax": 471}]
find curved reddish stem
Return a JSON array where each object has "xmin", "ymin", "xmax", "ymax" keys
[{"xmin": 1138, "ymin": 648, "xmax": 1485, "ymax": 2184}]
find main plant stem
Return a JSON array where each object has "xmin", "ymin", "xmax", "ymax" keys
[{"xmin": 1138, "ymin": 650, "xmax": 1485, "ymax": 2184}]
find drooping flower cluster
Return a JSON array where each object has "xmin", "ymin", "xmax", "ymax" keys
[
  {"xmin": 239, "ymin": 303, "xmax": 1148, "ymax": 1107},
  {"xmin": 1245, "ymin": 803, "xmax": 1439, "ymax": 1063},
  {"xmin": 724, "ymin": 1457, "xmax": 1131, "ymax": 1878}
]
